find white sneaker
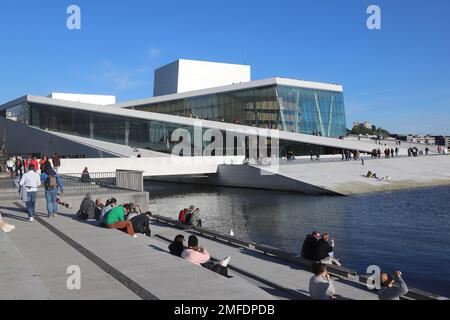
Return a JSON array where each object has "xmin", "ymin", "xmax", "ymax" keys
[
  {"xmin": 220, "ymin": 257, "xmax": 231, "ymax": 267},
  {"xmin": 29, "ymin": 217, "xmax": 34, "ymax": 223},
  {"xmin": 133, "ymin": 234, "xmax": 138, "ymax": 238}
]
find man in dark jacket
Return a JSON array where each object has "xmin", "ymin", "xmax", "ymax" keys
[
  {"xmin": 301, "ymin": 231, "xmax": 320, "ymax": 260},
  {"xmin": 314, "ymin": 233, "xmax": 334, "ymax": 261}
]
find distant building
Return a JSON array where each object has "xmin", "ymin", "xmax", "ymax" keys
[
  {"xmin": 395, "ymin": 134, "xmax": 450, "ymax": 146},
  {"xmin": 434, "ymin": 136, "xmax": 450, "ymax": 147},
  {"xmin": 0, "ymin": 59, "xmax": 349, "ymax": 157},
  {"xmin": 353, "ymin": 121, "xmax": 372, "ymax": 130},
  {"xmin": 405, "ymin": 135, "xmax": 436, "ymax": 145}
]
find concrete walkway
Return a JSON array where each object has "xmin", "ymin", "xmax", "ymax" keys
[
  {"xmin": 0, "ymin": 198, "xmax": 380, "ymax": 300},
  {"xmin": 3, "ymin": 200, "xmax": 446, "ymax": 300},
  {"xmin": 257, "ymin": 155, "xmax": 450, "ymax": 195},
  {"xmin": 0, "ymin": 200, "xmax": 275, "ymax": 300},
  {"xmin": 0, "ymin": 227, "xmax": 52, "ymax": 300},
  {"xmin": 0, "ymin": 203, "xmax": 140, "ymax": 300}
]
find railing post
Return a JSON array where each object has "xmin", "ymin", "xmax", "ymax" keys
[{"xmin": 116, "ymin": 170, "xmax": 144, "ymax": 192}]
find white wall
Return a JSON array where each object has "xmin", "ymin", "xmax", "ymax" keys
[
  {"xmin": 177, "ymin": 60, "xmax": 251, "ymax": 94},
  {"xmin": 153, "ymin": 59, "xmax": 251, "ymax": 97},
  {"xmin": 58, "ymin": 156, "xmax": 246, "ymax": 176},
  {"xmin": 49, "ymin": 93, "xmax": 116, "ymax": 106}
]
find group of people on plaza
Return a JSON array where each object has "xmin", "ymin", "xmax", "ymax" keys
[
  {"xmin": 287, "ymin": 150, "xmax": 296, "ymax": 162},
  {"xmin": 370, "ymin": 147, "xmax": 399, "ymax": 159},
  {"xmin": 178, "ymin": 205, "xmax": 203, "ymax": 228},
  {"xmin": 15, "ymin": 155, "xmax": 64, "ymax": 222},
  {"xmin": 437, "ymin": 145, "xmax": 448, "ymax": 155},
  {"xmin": 1, "ymin": 154, "xmax": 63, "ymax": 232},
  {"xmin": 342, "ymin": 149, "xmax": 362, "ymax": 161},
  {"xmin": 309, "ymin": 151, "xmax": 321, "ymax": 162},
  {"xmin": 76, "ymin": 194, "xmax": 152, "ymax": 238},
  {"xmin": 302, "ymin": 231, "xmax": 409, "ymax": 300},
  {"xmin": 6, "ymin": 153, "xmax": 61, "ymax": 178}
]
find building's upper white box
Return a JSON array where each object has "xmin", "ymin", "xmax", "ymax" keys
[
  {"xmin": 154, "ymin": 59, "xmax": 251, "ymax": 97},
  {"xmin": 49, "ymin": 93, "xmax": 116, "ymax": 106}
]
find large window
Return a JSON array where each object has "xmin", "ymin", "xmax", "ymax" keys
[{"xmin": 127, "ymin": 85, "xmax": 347, "ymax": 137}]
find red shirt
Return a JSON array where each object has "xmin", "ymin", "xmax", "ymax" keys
[{"xmin": 30, "ymin": 159, "xmax": 39, "ymax": 171}]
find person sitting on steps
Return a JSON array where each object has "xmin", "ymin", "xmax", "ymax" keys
[
  {"xmin": 313, "ymin": 233, "xmax": 341, "ymax": 267},
  {"xmin": 182, "ymin": 235, "xmax": 231, "ymax": 277},
  {"xmin": 169, "ymin": 234, "xmax": 186, "ymax": 257},
  {"xmin": 104, "ymin": 204, "xmax": 136, "ymax": 237}
]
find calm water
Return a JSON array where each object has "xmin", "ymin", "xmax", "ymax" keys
[{"xmin": 146, "ymin": 182, "xmax": 450, "ymax": 297}]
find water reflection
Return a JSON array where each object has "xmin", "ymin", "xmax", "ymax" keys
[{"xmin": 146, "ymin": 181, "xmax": 450, "ymax": 297}]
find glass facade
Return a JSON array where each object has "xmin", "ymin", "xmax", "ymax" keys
[
  {"xmin": 126, "ymin": 85, "xmax": 347, "ymax": 138},
  {"xmin": 2, "ymin": 96, "xmax": 346, "ymax": 157}
]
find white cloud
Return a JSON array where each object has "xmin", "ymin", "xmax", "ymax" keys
[
  {"xmin": 86, "ymin": 61, "xmax": 152, "ymax": 92},
  {"xmin": 149, "ymin": 47, "xmax": 161, "ymax": 58}
]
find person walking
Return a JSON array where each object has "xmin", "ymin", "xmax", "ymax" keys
[
  {"xmin": 20, "ymin": 164, "xmax": 41, "ymax": 222},
  {"xmin": 6, "ymin": 158, "xmax": 14, "ymax": 177},
  {"xmin": 15, "ymin": 156, "xmax": 24, "ymax": 178},
  {"xmin": 40, "ymin": 162, "xmax": 64, "ymax": 218},
  {"xmin": 52, "ymin": 153, "xmax": 61, "ymax": 173}
]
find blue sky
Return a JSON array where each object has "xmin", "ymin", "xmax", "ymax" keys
[{"xmin": 0, "ymin": 0, "xmax": 449, "ymax": 134}]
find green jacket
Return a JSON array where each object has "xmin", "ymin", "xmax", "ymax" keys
[{"xmin": 105, "ymin": 206, "xmax": 125, "ymax": 226}]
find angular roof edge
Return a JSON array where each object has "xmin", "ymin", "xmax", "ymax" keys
[{"xmin": 114, "ymin": 77, "xmax": 343, "ymax": 109}]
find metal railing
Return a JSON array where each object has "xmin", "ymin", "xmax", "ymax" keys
[
  {"xmin": 0, "ymin": 171, "xmax": 145, "ymax": 200},
  {"xmin": 59, "ymin": 172, "xmax": 121, "ymax": 196},
  {"xmin": 60, "ymin": 170, "xmax": 144, "ymax": 195}
]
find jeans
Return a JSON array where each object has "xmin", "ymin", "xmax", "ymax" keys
[
  {"xmin": 26, "ymin": 192, "xmax": 37, "ymax": 218},
  {"xmin": 45, "ymin": 189, "xmax": 59, "ymax": 215}
]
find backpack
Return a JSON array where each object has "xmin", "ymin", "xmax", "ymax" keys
[
  {"xmin": 178, "ymin": 210, "xmax": 186, "ymax": 224},
  {"xmin": 46, "ymin": 175, "xmax": 58, "ymax": 190}
]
